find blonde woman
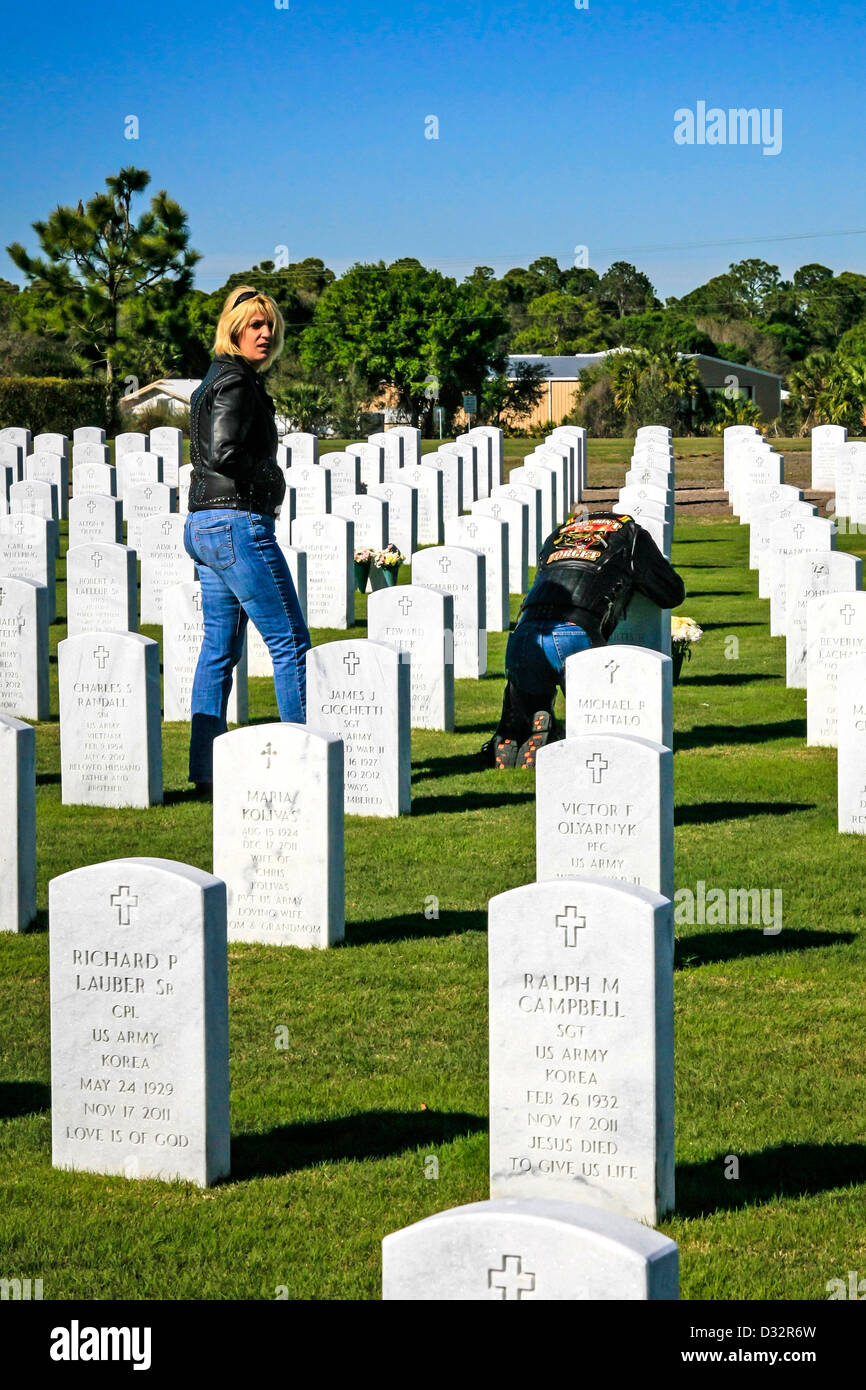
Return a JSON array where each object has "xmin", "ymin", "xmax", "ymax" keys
[{"xmin": 183, "ymin": 286, "xmax": 311, "ymax": 793}]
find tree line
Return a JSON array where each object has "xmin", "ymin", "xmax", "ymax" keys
[{"xmin": 2, "ymin": 167, "xmax": 865, "ymax": 434}]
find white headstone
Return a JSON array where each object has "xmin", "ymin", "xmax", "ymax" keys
[
  {"xmin": 785, "ymin": 550, "xmax": 862, "ymax": 687},
  {"xmin": 510, "ymin": 464, "xmax": 556, "ymax": 541},
  {"xmin": 388, "ymin": 426, "xmax": 421, "ymax": 469},
  {"xmin": 565, "ymin": 646, "xmax": 673, "ymax": 748},
  {"xmin": 72, "ymin": 461, "xmax": 116, "ymax": 498},
  {"xmin": 72, "ymin": 442, "xmax": 111, "ymax": 469},
  {"xmin": 368, "ymin": 584, "xmax": 455, "ymax": 731},
  {"xmin": 0, "ymin": 513, "xmax": 57, "ymax": 622},
  {"xmin": 471, "ymin": 495, "xmax": 528, "ymax": 595},
  {"xmin": 445, "ymin": 514, "xmax": 509, "ymax": 632},
  {"xmin": 0, "ymin": 427, "xmax": 31, "ymax": 459},
  {"xmin": 0, "ymin": 716, "xmax": 36, "ymax": 934},
  {"xmin": 319, "ymin": 451, "xmax": 361, "ymax": 498},
  {"xmin": 440, "ymin": 441, "xmax": 477, "ymax": 505},
  {"xmin": 283, "ymin": 432, "xmax": 319, "ymax": 469},
  {"xmin": 66, "ymin": 543, "xmax": 138, "ymax": 638},
  {"xmin": 10, "ymin": 478, "xmax": 58, "ymax": 530},
  {"xmin": 609, "ymin": 593, "xmax": 671, "ymax": 656},
  {"xmin": 530, "ymin": 447, "xmax": 570, "ymax": 521},
  {"xmin": 404, "ymin": 466, "xmax": 444, "ymax": 545},
  {"xmin": 468, "ymin": 425, "xmax": 505, "ymax": 487},
  {"xmin": 383, "ymin": 1197, "xmax": 678, "ymax": 1300},
  {"xmin": 178, "ymin": 463, "xmax": 193, "ymax": 514},
  {"xmin": 73, "ymin": 426, "xmax": 106, "ymax": 446},
  {"xmin": 290, "ymin": 515, "xmax": 354, "ymax": 628},
  {"xmin": 545, "ymin": 433, "xmax": 579, "ymax": 501},
  {"xmin": 838, "ymin": 656, "xmax": 866, "ymax": 833},
  {"xmin": 286, "ymin": 464, "xmax": 331, "ymax": 518},
  {"xmin": 488, "ymin": 877, "xmax": 674, "ymax": 1223},
  {"xmin": 213, "ymin": 722, "xmax": 345, "ymax": 948},
  {"xmin": 0, "ymin": 576, "xmax": 49, "ymax": 720},
  {"xmin": 162, "ymin": 582, "xmax": 247, "ymax": 724},
  {"xmin": 34, "ymin": 431, "xmax": 68, "ymax": 460},
  {"xmin": 811, "ymin": 424, "xmax": 847, "ymax": 492},
  {"xmin": 306, "ymin": 640, "xmax": 411, "ymax": 817},
  {"xmin": 768, "ymin": 514, "xmax": 836, "ymax": 636},
  {"xmin": 139, "ymin": 514, "xmax": 195, "ymax": 625},
  {"xmin": 49, "ymin": 856, "xmax": 229, "ymax": 1185},
  {"xmin": 493, "ymin": 481, "xmax": 543, "ymax": 568},
  {"xmin": 333, "ymin": 493, "xmax": 388, "ymax": 553},
  {"xmin": 835, "ymin": 441, "xmax": 866, "ymax": 521},
  {"xmin": 148, "ymin": 426, "xmax": 183, "ymax": 488},
  {"xmin": 461, "ymin": 431, "xmax": 492, "ymax": 499},
  {"xmin": 368, "ymin": 430, "xmax": 402, "ymax": 478},
  {"xmin": 59, "ymin": 632, "xmax": 163, "ymax": 806},
  {"xmin": 116, "ymin": 448, "xmax": 161, "ymax": 500},
  {"xmin": 346, "ymin": 442, "xmax": 384, "ymax": 490},
  {"xmin": 125, "ymin": 482, "xmax": 176, "ymax": 555},
  {"xmin": 0, "ymin": 445, "xmax": 21, "ymax": 494},
  {"xmin": 536, "ymin": 735, "xmax": 673, "ymax": 899},
  {"xmin": 806, "ymin": 592, "xmax": 866, "ymax": 746},
  {"xmin": 422, "ymin": 452, "xmax": 463, "ymax": 519},
  {"xmin": 68, "ymin": 493, "xmax": 123, "ymax": 549},
  {"xmin": 25, "ymin": 452, "xmax": 67, "ymax": 517},
  {"xmin": 412, "ymin": 546, "xmax": 487, "ymax": 678},
  {"xmin": 367, "ymin": 481, "xmax": 417, "ymax": 561}
]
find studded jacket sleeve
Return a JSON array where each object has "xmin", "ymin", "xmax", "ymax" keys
[{"xmin": 631, "ymin": 525, "xmax": 686, "ymax": 609}]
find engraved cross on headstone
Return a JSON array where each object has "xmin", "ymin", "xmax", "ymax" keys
[
  {"xmin": 586, "ymin": 752, "xmax": 609, "ymax": 784},
  {"xmin": 143, "ymin": 486, "xmax": 152, "ymax": 500},
  {"xmin": 793, "ymin": 522, "xmax": 805, "ymax": 540},
  {"xmin": 313, "ymin": 521, "xmax": 325, "ymax": 537},
  {"xmin": 110, "ymin": 885, "xmax": 139, "ymax": 926},
  {"xmin": 605, "ymin": 659, "xmax": 619, "ymax": 683},
  {"xmin": 487, "ymin": 1255, "xmax": 536, "ymax": 1301},
  {"xmin": 438, "ymin": 555, "xmax": 451, "ymax": 573},
  {"xmin": 91, "ymin": 551, "xmax": 102, "ymax": 568},
  {"xmin": 841, "ymin": 603, "xmax": 856, "ymax": 626},
  {"xmin": 193, "ymin": 588, "xmax": 202, "ymax": 612},
  {"xmin": 86, "ymin": 499, "xmax": 97, "ymax": 514},
  {"xmin": 261, "ymin": 743, "xmax": 277, "ymax": 770},
  {"xmin": 14, "ymin": 519, "xmax": 24, "ymax": 534},
  {"xmin": 343, "ymin": 651, "xmax": 360, "ymax": 676},
  {"xmin": 466, "ymin": 522, "xmax": 478, "ymax": 538},
  {"xmin": 93, "ymin": 644, "xmax": 110, "ymax": 669},
  {"xmin": 398, "ymin": 595, "xmax": 413, "ymax": 616},
  {"xmin": 161, "ymin": 519, "xmax": 173, "ymax": 535},
  {"xmin": 556, "ymin": 905, "xmax": 586, "ymax": 947}
]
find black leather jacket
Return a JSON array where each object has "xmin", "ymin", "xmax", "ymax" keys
[
  {"xmin": 188, "ymin": 353, "xmax": 286, "ymax": 517},
  {"xmin": 521, "ymin": 511, "xmax": 685, "ymax": 644}
]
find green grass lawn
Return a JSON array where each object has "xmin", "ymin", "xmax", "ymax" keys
[{"xmin": 2, "ymin": 453, "xmax": 865, "ymax": 1300}]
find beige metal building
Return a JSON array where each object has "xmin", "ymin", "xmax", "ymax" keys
[{"xmin": 504, "ymin": 351, "xmax": 782, "ymax": 427}]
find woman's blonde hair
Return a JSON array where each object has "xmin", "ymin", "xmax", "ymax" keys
[{"xmin": 213, "ymin": 285, "xmax": 285, "ymax": 371}]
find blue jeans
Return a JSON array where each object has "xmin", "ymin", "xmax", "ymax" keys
[
  {"xmin": 497, "ymin": 617, "xmax": 592, "ymax": 743},
  {"xmin": 183, "ymin": 509, "xmax": 311, "ymax": 782}
]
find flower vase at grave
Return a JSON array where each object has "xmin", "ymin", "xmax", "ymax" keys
[
  {"xmin": 672, "ymin": 649, "xmax": 685, "ymax": 684},
  {"xmin": 354, "ymin": 559, "xmax": 371, "ymax": 592},
  {"xmin": 370, "ymin": 565, "xmax": 398, "ymax": 590}
]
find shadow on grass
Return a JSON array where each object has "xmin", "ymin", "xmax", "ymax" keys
[
  {"xmin": 675, "ymin": 927, "xmax": 853, "ymax": 969},
  {"xmin": 231, "ymin": 1108, "xmax": 487, "ymax": 1180},
  {"xmin": 36, "ymin": 772, "xmax": 61, "ymax": 786},
  {"xmin": 676, "ymin": 718, "xmax": 806, "ymax": 750},
  {"xmin": 675, "ymin": 799, "xmax": 815, "ymax": 826},
  {"xmin": 681, "ymin": 591, "xmax": 748, "ymax": 599},
  {"xmin": 163, "ymin": 787, "xmax": 212, "ymax": 806},
  {"xmin": 347, "ymin": 908, "xmax": 487, "ymax": 946},
  {"xmin": 413, "ymin": 752, "xmax": 489, "ymax": 782},
  {"xmin": 0, "ymin": 1081, "xmax": 50, "ymax": 1120},
  {"xmin": 676, "ymin": 1143, "xmax": 866, "ymax": 1217},
  {"xmin": 680, "ymin": 672, "xmax": 779, "ymax": 686},
  {"xmin": 673, "ymin": 538, "xmax": 729, "ymax": 545},
  {"xmin": 412, "ymin": 791, "xmax": 534, "ymax": 815},
  {"xmin": 694, "ymin": 620, "xmax": 764, "ymax": 630}
]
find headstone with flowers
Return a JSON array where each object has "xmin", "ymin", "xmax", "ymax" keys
[{"xmin": 670, "ymin": 615, "xmax": 702, "ymax": 683}]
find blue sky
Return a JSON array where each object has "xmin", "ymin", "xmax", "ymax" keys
[{"xmin": 1, "ymin": 0, "xmax": 864, "ymax": 299}]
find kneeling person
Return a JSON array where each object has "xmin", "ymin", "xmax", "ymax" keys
[{"xmin": 487, "ymin": 509, "xmax": 685, "ymax": 768}]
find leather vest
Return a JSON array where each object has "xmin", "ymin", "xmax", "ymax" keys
[
  {"xmin": 522, "ymin": 513, "xmax": 640, "ymax": 643},
  {"xmin": 188, "ymin": 354, "xmax": 286, "ymax": 517}
]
